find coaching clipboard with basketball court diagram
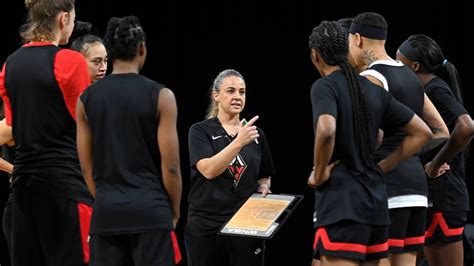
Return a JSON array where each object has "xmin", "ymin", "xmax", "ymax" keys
[{"xmin": 219, "ymin": 193, "xmax": 303, "ymax": 239}]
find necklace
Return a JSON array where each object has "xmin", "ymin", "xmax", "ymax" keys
[{"xmin": 218, "ymin": 118, "xmax": 240, "ymax": 137}]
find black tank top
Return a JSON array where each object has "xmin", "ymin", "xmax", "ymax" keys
[
  {"xmin": 81, "ymin": 73, "xmax": 173, "ymax": 234},
  {"xmin": 370, "ymin": 62, "xmax": 427, "ymax": 198}
]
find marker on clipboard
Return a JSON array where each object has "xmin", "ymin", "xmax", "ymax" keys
[{"xmin": 241, "ymin": 118, "xmax": 259, "ymax": 144}]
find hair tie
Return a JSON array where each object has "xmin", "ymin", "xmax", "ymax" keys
[{"xmin": 442, "ymin": 59, "xmax": 448, "ymax": 67}]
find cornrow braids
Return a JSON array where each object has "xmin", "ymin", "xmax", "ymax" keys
[
  {"xmin": 309, "ymin": 21, "xmax": 374, "ymax": 168},
  {"xmin": 337, "ymin": 17, "xmax": 353, "ymax": 36},
  {"xmin": 407, "ymin": 34, "xmax": 464, "ymax": 105},
  {"xmin": 104, "ymin": 16, "xmax": 146, "ymax": 61}
]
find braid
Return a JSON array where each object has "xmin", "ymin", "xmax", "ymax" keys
[
  {"xmin": 340, "ymin": 59, "xmax": 374, "ymax": 163},
  {"xmin": 309, "ymin": 21, "xmax": 374, "ymax": 166},
  {"xmin": 104, "ymin": 16, "xmax": 146, "ymax": 61}
]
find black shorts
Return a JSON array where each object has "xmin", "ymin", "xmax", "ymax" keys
[
  {"xmin": 90, "ymin": 230, "xmax": 181, "ymax": 266},
  {"xmin": 388, "ymin": 207, "xmax": 426, "ymax": 253},
  {"xmin": 2, "ymin": 192, "xmax": 12, "ymax": 256},
  {"xmin": 184, "ymin": 229, "xmax": 264, "ymax": 266},
  {"xmin": 425, "ymin": 211, "xmax": 467, "ymax": 245},
  {"xmin": 313, "ymin": 220, "xmax": 388, "ymax": 262},
  {"xmin": 10, "ymin": 186, "xmax": 91, "ymax": 266}
]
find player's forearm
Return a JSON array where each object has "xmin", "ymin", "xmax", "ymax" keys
[
  {"xmin": 314, "ymin": 134, "xmax": 335, "ymax": 185},
  {"xmin": 197, "ymin": 141, "xmax": 243, "ymax": 179},
  {"xmin": 162, "ymin": 164, "xmax": 182, "ymax": 222},
  {"xmin": 84, "ymin": 172, "xmax": 96, "ymax": 198},
  {"xmin": 432, "ymin": 117, "xmax": 474, "ymax": 168},
  {"xmin": 0, "ymin": 158, "xmax": 13, "ymax": 174}
]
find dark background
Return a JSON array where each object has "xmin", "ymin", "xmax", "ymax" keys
[{"xmin": 0, "ymin": 1, "xmax": 470, "ymax": 265}]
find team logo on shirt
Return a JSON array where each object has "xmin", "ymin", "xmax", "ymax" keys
[{"xmin": 228, "ymin": 154, "xmax": 247, "ymax": 183}]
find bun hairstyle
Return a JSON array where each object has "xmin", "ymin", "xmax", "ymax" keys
[
  {"xmin": 71, "ymin": 21, "xmax": 97, "ymax": 39},
  {"xmin": 70, "ymin": 21, "xmax": 104, "ymax": 54}
]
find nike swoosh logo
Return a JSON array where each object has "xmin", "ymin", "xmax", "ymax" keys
[{"xmin": 212, "ymin": 135, "xmax": 222, "ymax": 140}]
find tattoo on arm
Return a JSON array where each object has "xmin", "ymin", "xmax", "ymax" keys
[{"xmin": 425, "ymin": 116, "xmax": 444, "ymax": 133}]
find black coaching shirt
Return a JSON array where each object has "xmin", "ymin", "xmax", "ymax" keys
[
  {"xmin": 187, "ymin": 117, "xmax": 276, "ymax": 236},
  {"xmin": 81, "ymin": 73, "xmax": 173, "ymax": 234},
  {"xmin": 311, "ymin": 70, "xmax": 414, "ymax": 227},
  {"xmin": 369, "ymin": 62, "xmax": 428, "ymax": 198},
  {"xmin": 425, "ymin": 77, "xmax": 469, "ymax": 212},
  {"xmin": 0, "ymin": 42, "xmax": 92, "ymax": 204}
]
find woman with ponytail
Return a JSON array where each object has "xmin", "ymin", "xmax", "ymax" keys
[
  {"xmin": 0, "ymin": 0, "xmax": 93, "ymax": 265},
  {"xmin": 397, "ymin": 34, "xmax": 474, "ymax": 266},
  {"xmin": 186, "ymin": 68, "xmax": 275, "ymax": 266},
  {"xmin": 70, "ymin": 21, "xmax": 108, "ymax": 83},
  {"xmin": 308, "ymin": 20, "xmax": 432, "ymax": 265}
]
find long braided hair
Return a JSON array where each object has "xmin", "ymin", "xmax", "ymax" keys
[{"xmin": 309, "ymin": 21, "xmax": 374, "ymax": 167}]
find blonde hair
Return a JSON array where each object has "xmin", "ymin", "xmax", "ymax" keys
[
  {"xmin": 20, "ymin": 0, "xmax": 75, "ymax": 43},
  {"xmin": 205, "ymin": 69, "xmax": 244, "ymax": 119}
]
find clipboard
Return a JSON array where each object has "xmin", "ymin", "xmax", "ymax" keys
[{"xmin": 219, "ymin": 193, "xmax": 303, "ymax": 239}]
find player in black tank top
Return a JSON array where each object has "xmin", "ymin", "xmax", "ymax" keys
[
  {"xmin": 77, "ymin": 16, "xmax": 182, "ymax": 266},
  {"xmin": 308, "ymin": 20, "xmax": 432, "ymax": 265},
  {"xmin": 348, "ymin": 12, "xmax": 450, "ymax": 265},
  {"xmin": 397, "ymin": 33, "xmax": 474, "ymax": 266}
]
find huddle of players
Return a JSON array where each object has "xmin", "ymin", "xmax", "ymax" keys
[
  {"xmin": 1, "ymin": 1, "xmax": 472, "ymax": 266},
  {"xmin": 308, "ymin": 12, "xmax": 473, "ymax": 266}
]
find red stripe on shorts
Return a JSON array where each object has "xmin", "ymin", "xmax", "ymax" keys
[
  {"xmin": 77, "ymin": 202, "xmax": 92, "ymax": 264},
  {"xmin": 171, "ymin": 231, "xmax": 182, "ymax": 264},
  {"xmin": 313, "ymin": 227, "xmax": 388, "ymax": 254},
  {"xmin": 425, "ymin": 212, "xmax": 464, "ymax": 238},
  {"xmin": 388, "ymin": 236, "xmax": 425, "ymax": 247}
]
